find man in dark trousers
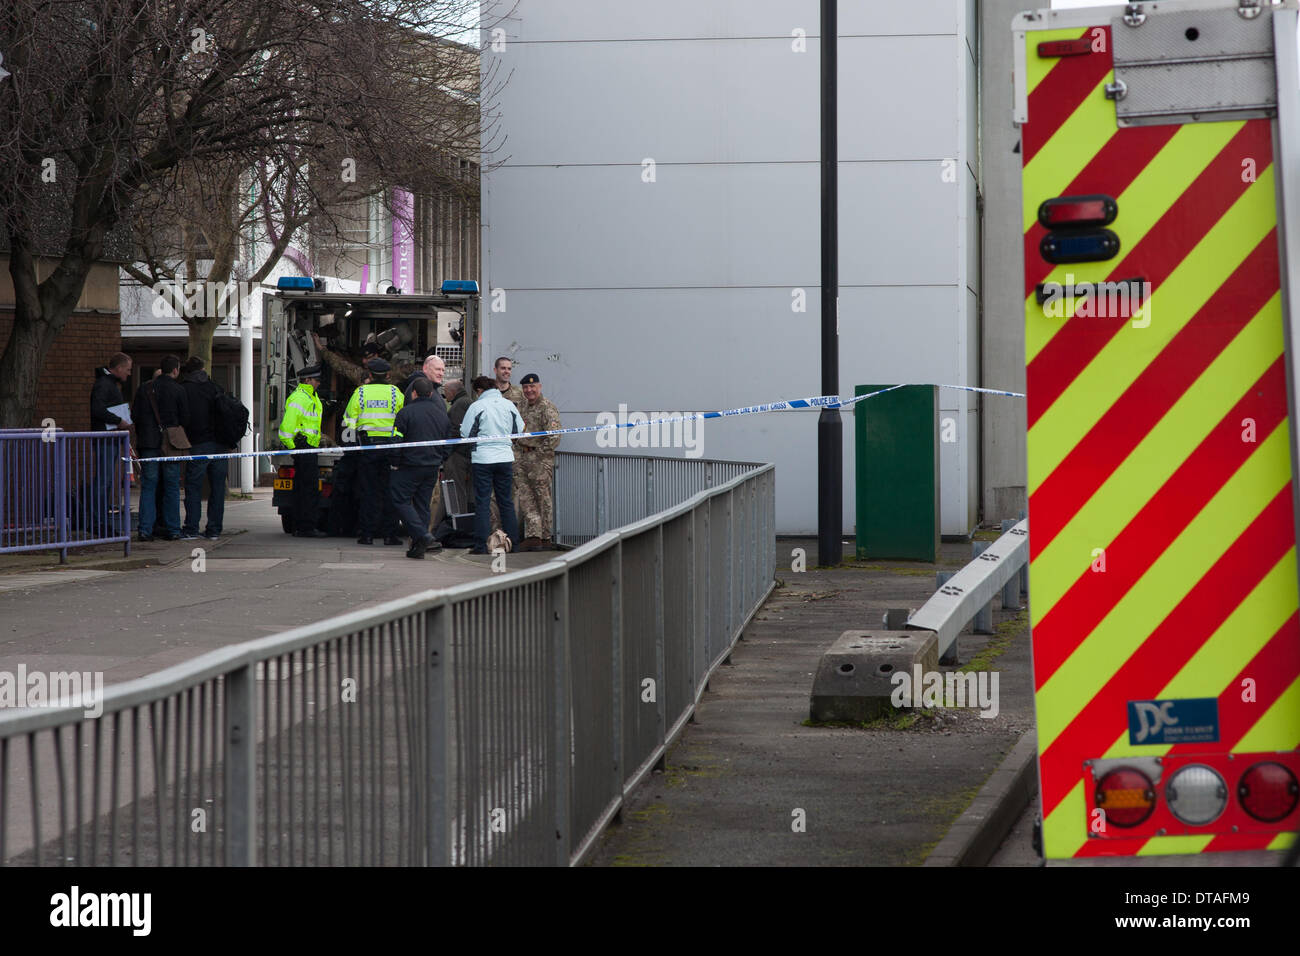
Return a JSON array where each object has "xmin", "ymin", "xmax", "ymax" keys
[
  {"xmin": 89, "ymin": 352, "xmax": 134, "ymax": 536},
  {"xmin": 131, "ymin": 355, "xmax": 189, "ymax": 541},
  {"xmin": 431, "ymin": 378, "xmax": 473, "ymax": 535},
  {"xmin": 343, "ymin": 358, "xmax": 404, "ymax": 545},
  {"xmin": 179, "ymin": 356, "xmax": 227, "ymax": 539},
  {"xmin": 277, "ymin": 365, "xmax": 327, "ymax": 538},
  {"xmin": 390, "ymin": 376, "xmax": 451, "ymax": 558}
]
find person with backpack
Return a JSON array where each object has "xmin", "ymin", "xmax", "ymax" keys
[
  {"xmin": 131, "ymin": 355, "xmax": 189, "ymax": 542},
  {"xmin": 179, "ymin": 356, "xmax": 228, "ymax": 540}
]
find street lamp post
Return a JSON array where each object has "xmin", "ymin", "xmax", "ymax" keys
[{"xmin": 818, "ymin": 0, "xmax": 842, "ymax": 567}]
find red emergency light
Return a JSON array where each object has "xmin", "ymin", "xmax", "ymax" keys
[{"xmin": 1038, "ymin": 194, "xmax": 1117, "ymax": 229}]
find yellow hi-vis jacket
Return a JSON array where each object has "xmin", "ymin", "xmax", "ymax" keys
[
  {"xmin": 344, "ymin": 382, "xmax": 404, "ymax": 438},
  {"xmin": 278, "ymin": 382, "xmax": 322, "ymax": 449}
]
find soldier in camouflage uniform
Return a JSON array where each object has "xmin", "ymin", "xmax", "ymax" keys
[
  {"xmin": 513, "ymin": 373, "xmax": 561, "ymax": 551},
  {"xmin": 494, "ymin": 356, "xmax": 523, "ymax": 406}
]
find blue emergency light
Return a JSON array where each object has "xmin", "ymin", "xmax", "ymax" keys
[
  {"xmin": 440, "ymin": 280, "xmax": 479, "ymax": 294},
  {"xmin": 1039, "ymin": 230, "xmax": 1120, "ymax": 265},
  {"xmin": 277, "ymin": 276, "xmax": 316, "ymax": 291}
]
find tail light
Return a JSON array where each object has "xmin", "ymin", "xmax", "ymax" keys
[
  {"xmin": 1095, "ymin": 767, "xmax": 1156, "ymax": 827},
  {"xmin": 1166, "ymin": 764, "xmax": 1228, "ymax": 826},
  {"xmin": 278, "ymin": 466, "xmax": 296, "ymax": 478},
  {"xmin": 1238, "ymin": 762, "xmax": 1299, "ymax": 823}
]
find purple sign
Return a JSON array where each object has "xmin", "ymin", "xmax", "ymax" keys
[{"xmin": 392, "ymin": 188, "xmax": 414, "ymax": 293}]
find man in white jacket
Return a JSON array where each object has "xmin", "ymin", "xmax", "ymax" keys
[{"xmin": 461, "ymin": 375, "xmax": 526, "ymax": 554}]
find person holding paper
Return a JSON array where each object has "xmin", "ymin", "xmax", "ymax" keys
[{"xmin": 89, "ymin": 353, "xmax": 133, "ymax": 537}]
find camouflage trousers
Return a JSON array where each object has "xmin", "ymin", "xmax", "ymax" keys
[{"xmin": 513, "ymin": 455, "xmax": 555, "ymax": 540}]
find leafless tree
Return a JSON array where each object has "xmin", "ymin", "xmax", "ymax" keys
[{"xmin": 0, "ymin": 0, "xmax": 508, "ymax": 425}]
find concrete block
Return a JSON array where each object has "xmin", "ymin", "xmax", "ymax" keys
[{"xmin": 810, "ymin": 629, "xmax": 939, "ymax": 723}]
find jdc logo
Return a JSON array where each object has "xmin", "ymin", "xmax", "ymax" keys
[
  {"xmin": 1131, "ymin": 700, "xmax": 1177, "ymax": 743},
  {"xmin": 1126, "ymin": 698, "xmax": 1218, "ymax": 746}
]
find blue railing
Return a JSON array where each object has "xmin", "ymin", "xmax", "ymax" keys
[{"xmin": 0, "ymin": 429, "xmax": 131, "ymax": 562}]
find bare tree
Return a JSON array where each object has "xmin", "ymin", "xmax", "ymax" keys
[{"xmin": 0, "ymin": 0, "xmax": 504, "ymax": 425}]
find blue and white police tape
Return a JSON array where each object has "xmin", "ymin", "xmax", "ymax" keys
[{"xmin": 127, "ymin": 382, "xmax": 1025, "ymax": 464}]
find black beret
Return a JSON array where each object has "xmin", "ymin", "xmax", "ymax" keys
[{"xmin": 519, "ymin": 373, "xmax": 540, "ymax": 385}]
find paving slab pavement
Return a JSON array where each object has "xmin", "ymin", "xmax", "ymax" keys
[
  {"xmin": 586, "ymin": 536, "xmax": 1035, "ymax": 867},
  {"xmin": 0, "ymin": 491, "xmax": 557, "ymax": 689}
]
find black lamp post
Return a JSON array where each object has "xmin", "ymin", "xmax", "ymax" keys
[{"xmin": 817, "ymin": 0, "xmax": 842, "ymax": 567}]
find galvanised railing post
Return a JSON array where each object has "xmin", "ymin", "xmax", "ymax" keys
[
  {"xmin": 725, "ymin": 489, "xmax": 735, "ymax": 647},
  {"xmin": 705, "ymin": 461, "xmax": 713, "ymax": 488},
  {"xmin": 597, "ymin": 458, "xmax": 608, "ymax": 535},
  {"xmin": 224, "ymin": 663, "xmax": 257, "ymax": 866},
  {"xmin": 426, "ymin": 601, "xmax": 450, "ymax": 866},
  {"xmin": 752, "ymin": 476, "xmax": 761, "ymax": 599},
  {"xmin": 548, "ymin": 569, "xmax": 571, "ymax": 865},
  {"xmin": 54, "ymin": 434, "xmax": 68, "ymax": 564},
  {"xmin": 610, "ymin": 539, "xmax": 623, "ymax": 804},
  {"xmin": 653, "ymin": 524, "xmax": 666, "ymax": 764},
  {"xmin": 552, "ymin": 456, "xmax": 560, "ymax": 545},
  {"xmin": 686, "ymin": 506, "xmax": 698, "ymax": 717},
  {"xmin": 701, "ymin": 497, "xmax": 712, "ymax": 680},
  {"xmin": 646, "ymin": 458, "xmax": 654, "ymax": 519}
]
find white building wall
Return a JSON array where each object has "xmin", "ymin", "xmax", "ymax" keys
[{"xmin": 481, "ymin": 0, "xmax": 980, "ymax": 534}]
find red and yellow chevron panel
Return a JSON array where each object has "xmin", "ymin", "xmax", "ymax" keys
[{"xmin": 1021, "ymin": 24, "xmax": 1300, "ymax": 858}]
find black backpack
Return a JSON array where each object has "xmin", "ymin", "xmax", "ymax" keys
[{"xmin": 213, "ymin": 386, "xmax": 251, "ymax": 449}]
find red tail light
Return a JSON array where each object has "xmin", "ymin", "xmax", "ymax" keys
[
  {"xmin": 1238, "ymin": 762, "xmax": 1299, "ymax": 823},
  {"xmin": 278, "ymin": 466, "xmax": 296, "ymax": 478}
]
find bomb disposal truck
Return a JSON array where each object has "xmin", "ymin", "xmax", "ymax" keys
[
  {"xmin": 1015, "ymin": 0, "xmax": 1300, "ymax": 861},
  {"xmin": 262, "ymin": 278, "xmax": 481, "ymax": 534}
]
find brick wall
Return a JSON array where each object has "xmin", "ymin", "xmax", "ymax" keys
[{"xmin": 0, "ymin": 308, "xmax": 123, "ymax": 430}]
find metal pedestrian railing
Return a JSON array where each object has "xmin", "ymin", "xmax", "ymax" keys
[
  {"xmin": 0, "ymin": 453, "xmax": 775, "ymax": 866},
  {"xmin": 554, "ymin": 452, "xmax": 766, "ymax": 546},
  {"xmin": 0, "ymin": 429, "xmax": 131, "ymax": 562}
]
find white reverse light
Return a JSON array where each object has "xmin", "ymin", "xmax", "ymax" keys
[{"xmin": 1166, "ymin": 764, "xmax": 1228, "ymax": 826}]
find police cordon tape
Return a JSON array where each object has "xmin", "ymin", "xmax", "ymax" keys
[{"xmin": 125, "ymin": 383, "xmax": 1026, "ymax": 464}]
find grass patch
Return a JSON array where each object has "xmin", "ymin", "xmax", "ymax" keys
[
  {"xmin": 843, "ymin": 563, "xmax": 936, "ymax": 577},
  {"xmin": 803, "ymin": 709, "xmax": 933, "ymax": 731},
  {"xmin": 964, "ymin": 610, "xmax": 1028, "ymax": 672},
  {"xmin": 608, "ymin": 802, "xmax": 672, "ymax": 867},
  {"xmin": 906, "ymin": 785, "xmax": 982, "ymax": 865}
]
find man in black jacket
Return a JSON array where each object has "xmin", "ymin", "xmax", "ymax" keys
[
  {"xmin": 131, "ymin": 355, "xmax": 189, "ymax": 541},
  {"xmin": 430, "ymin": 378, "xmax": 473, "ymax": 536},
  {"xmin": 390, "ymin": 376, "xmax": 451, "ymax": 558},
  {"xmin": 179, "ymin": 357, "xmax": 227, "ymax": 539},
  {"xmin": 89, "ymin": 353, "xmax": 133, "ymax": 536}
]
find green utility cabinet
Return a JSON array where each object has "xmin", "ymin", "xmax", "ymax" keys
[{"xmin": 854, "ymin": 384, "xmax": 939, "ymax": 561}]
